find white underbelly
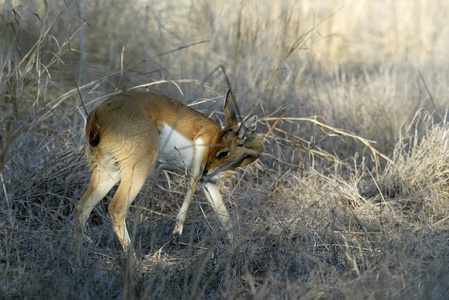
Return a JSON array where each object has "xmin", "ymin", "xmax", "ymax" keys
[{"xmin": 157, "ymin": 123, "xmax": 195, "ymax": 170}]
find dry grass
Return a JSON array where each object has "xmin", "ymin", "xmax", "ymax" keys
[{"xmin": 1, "ymin": 0, "xmax": 449, "ymax": 299}]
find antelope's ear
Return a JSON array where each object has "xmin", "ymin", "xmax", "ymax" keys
[
  {"xmin": 238, "ymin": 115, "xmax": 258, "ymax": 142},
  {"xmin": 224, "ymin": 90, "xmax": 239, "ymax": 131}
]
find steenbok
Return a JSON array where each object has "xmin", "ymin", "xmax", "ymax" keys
[{"xmin": 74, "ymin": 91, "xmax": 264, "ymax": 262}]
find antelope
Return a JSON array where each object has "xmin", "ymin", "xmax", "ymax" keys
[{"xmin": 74, "ymin": 91, "xmax": 264, "ymax": 262}]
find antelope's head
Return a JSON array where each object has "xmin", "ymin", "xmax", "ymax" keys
[{"xmin": 203, "ymin": 91, "xmax": 264, "ymax": 182}]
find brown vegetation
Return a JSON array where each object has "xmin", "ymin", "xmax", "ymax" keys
[{"xmin": 1, "ymin": 0, "xmax": 448, "ymax": 298}]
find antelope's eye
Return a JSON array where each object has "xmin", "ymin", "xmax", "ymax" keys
[{"xmin": 217, "ymin": 150, "xmax": 230, "ymax": 159}]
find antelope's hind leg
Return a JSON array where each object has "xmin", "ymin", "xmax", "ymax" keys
[
  {"xmin": 74, "ymin": 161, "xmax": 121, "ymax": 264},
  {"xmin": 107, "ymin": 129, "xmax": 160, "ymax": 255},
  {"xmin": 108, "ymin": 161, "xmax": 154, "ymax": 254}
]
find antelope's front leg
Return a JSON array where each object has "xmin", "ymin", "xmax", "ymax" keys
[
  {"xmin": 172, "ymin": 177, "xmax": 197, "ymax": 235},
  {"xmin": 172, "ymin": 137, "xmax": 207, "ymax": 235},
  {"xmin": 201, "ymin": 181, "xmax": 234, "ymax": 241}
]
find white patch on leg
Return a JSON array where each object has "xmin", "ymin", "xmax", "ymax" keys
[{"xmin": 157, "ymin": 123, "xmax": 194, "ymax": 170}]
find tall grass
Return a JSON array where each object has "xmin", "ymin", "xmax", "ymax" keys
[{"xmin": 1, "ymin": 0, "xmax": 449, "ymax": 298}]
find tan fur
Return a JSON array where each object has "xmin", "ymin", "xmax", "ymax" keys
[{"xmin": 74, "ymin": 91, "xmax": 264, "ymax": 263}]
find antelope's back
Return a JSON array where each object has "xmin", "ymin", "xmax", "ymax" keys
[{"xmin": 84, "ymin": 92, "xmax": 222, "ymax": 161}]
